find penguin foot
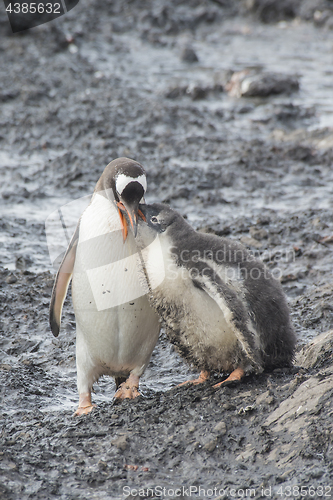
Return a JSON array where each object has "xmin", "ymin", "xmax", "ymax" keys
[
  {"xmin": 213, "ymin": 367, "xmax": 245, "ymax": 389},
  {"xmin": 74, "ymin": 392, "xmax": 96, "ymax": 417},
  {"xmin": 178, "ymin": 370, "xmax": 210, "ymax": 387},
  {"xmin": 114, "ymin": 374, "xmax": 141, "ymax": 400}
]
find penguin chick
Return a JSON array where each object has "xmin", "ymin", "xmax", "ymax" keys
[
  {"xmin": 49, "ymin": 158, "xmax": 160, "ymax": 415},
  {"xmin": 136, "ymin": 203, "xmax": 296, "ymax": 388}
]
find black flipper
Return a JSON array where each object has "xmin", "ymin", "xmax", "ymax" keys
[{"xmin": 49, "ymin": 222, "xmax": 80, "ymax": 337}]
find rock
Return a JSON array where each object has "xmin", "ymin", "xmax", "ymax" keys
[
  {"xmin": 295, "ymin": 330, "xmax": 333, "ymax": 369},
  {"xmin": 6, "ymin": 274, "xmax": 17, "ymax": 284},
  {"xmin": 181, "ymin": 46, "xmax": 199, "ymax": 63},
  {"xmin": 265, "ymin": 376, "xmax": 333, "ymax": 431},
  {"xmin": 111, "ymin": 434, "xmax": 128, "ymax": 451},
  {"xmin": 203, "ymin": 438, "xmax": 217, "ymax": 452},
  {"xmin": 240, "ymin": 235, "xmax": 263, "ymax": 248},
  {"xmin": 256, "ymin": 391, "xmax": 274, "ymax": 405},
  {"xmin": 313, "ymin": 9, "xmax": 332, "ymax": 26},
  {"xmin": 235, "ymin": 444, "xmax": 256, "ymax": 461},
  {"xmin": 7, "ymin": 462, "xmax": 17, "ymax": 470},
  {"xmin": 165, "ymin": 85, "xmax": 187, "ymax": 99},
  {"xmin": 245, "ymin": 0, "xmax": 299, "ymax": 24},
  {"xmin": 165, "ymin": 83, "xmax": 223, "ymax": 100},
  {"xmin": 226, "ymin": 69, "xmax": 299, "ymax": 98},
  {"xmin": 0, "ymin": 91, "xmax": 20, "ymax": 102},
  {"xmin": 268, "ymin": 234, "xmax": 281, "ymax": 246},
  {"xmin": 0, "ymin": 364, "xmax": 12, "ymax": 371},
  {"xmin": 299, "ymin": 1, "xmax": 331, "ymax": 22},
  {"xmin": 213, "ymin": 421, "xmax": 227, "ymax": 434},
  {"xmin": 249, "ymin": 226, "xmax": 269, "ymax": 240},
  {"xmin": 262, "ymin": 369, "xmax": 333, "ymax": 467},
  {"xmin": 15, "ymin": 255, "xmax": 33, "ymax": 271}
]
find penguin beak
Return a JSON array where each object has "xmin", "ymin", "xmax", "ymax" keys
[
  {"xmin": 117, "ymin": 204, "xmax": 128, "ymax": 241},
  {"xmin": 117, "ymin": 200, "xmax": 144, "ymax": 239}
]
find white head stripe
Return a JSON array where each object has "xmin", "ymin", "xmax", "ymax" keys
[{"xmin": 115, "ymin": 173, "xmax": 147, "ymax": 195}]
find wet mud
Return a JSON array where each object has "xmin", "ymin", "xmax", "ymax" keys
[{"xmin": 1, "ymin": 0, "xmax": 333, "ymax": 498}]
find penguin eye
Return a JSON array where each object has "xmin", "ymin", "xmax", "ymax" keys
[{"xmin": 151, "ymin": 216, "xmax": 159, "ymax": 224}]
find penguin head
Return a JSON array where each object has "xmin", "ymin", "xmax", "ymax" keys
[
  {"xmin": 137, "ymin": 203, "xmax": 193, "ymax": 255},
  {"xmin": 96, "ymin": 157, "xmax": 147, "ymax": 239},
  {"xmin": 139, "ymin": 203, "xmax": 180, "ymax": 234}
]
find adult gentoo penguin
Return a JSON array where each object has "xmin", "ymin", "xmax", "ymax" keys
[
  {"xmin": 136, "ymin": 203, "xmax": 296, "ymax": 387},
  {"xmin": 50, "ymin": 158, "xmax": 160, "ymax": 415}
]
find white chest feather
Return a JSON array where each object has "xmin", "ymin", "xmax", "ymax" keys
[
  {"xmin": 72, "ymin": 193, "xmax": 159, "ymax": 378},
  {"xmin": 74, "ymin": 193, "xmax": 148, "ymax": 309},
  {"xmin": 140, "ymin": 233, "xmax": 240, "ymax": 371}
]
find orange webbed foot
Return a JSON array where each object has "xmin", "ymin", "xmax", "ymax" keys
[
  {"xmin": 74, "ymin": 404, "xmax": 96, "ymax": 416},
  {"xmin": 74, "ymin": 392, "xmax": 96, "ymax": 417},
  {"xmin": 213, "ymin": 367, "xmax": 245, "ymax": 389},
  {"xmin": 178, "ymin": 370, "xmax": 210, "ymax": 387},
  {"xmin": 114, "ymin": 374, "xmax": 141, "ymax": 400}
]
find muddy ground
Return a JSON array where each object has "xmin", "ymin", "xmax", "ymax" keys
[{"xmin": 1, "ymin": 0, "xmax": 333, "ymax": 498}]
